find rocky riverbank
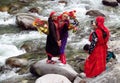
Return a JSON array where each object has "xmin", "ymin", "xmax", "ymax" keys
[{"xmin": 0, "ymin": 0, "xmax": 120, "ymax": 83}]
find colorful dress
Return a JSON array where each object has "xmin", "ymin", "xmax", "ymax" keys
[
  {"xmin": 84, "ymin": 16, "xmax": 110, "ymax": 77},
  {"xmin": 59, "ymin": 19, "xmax": 69, "ymax": 64},
  {"xmin": 60, "ymin": 20, "xmax": 69, "ymax": 54}
]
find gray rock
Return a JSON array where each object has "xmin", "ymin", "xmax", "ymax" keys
[
  {"xmin": 5, "ymin": 57, "xmax": 28, "ymax": 67},
  {"xmin": 20, "ymin": 39, "xmax": 45, "ymax": 53},
  {"xmin": 30, "ymin": 57, "xmax": 78, "ymax": 81},
  {"xmin": 16, "ymin": 13, "xmax": 37, "ymax": 30},
  {"xmin": 86, "ymin": 10, "xmax": 105, "ymax": 17},
  {"xmin": 102, "ymin": 0, "xmax": 118, "ymax": 7},
  {"xmin": 35, "ymin": 74, "xmax": 71, "ymax": 83},
  {"xmin": 58, "ymin": 0, "xmax": 68, "ymax": 5},
  {"xmin": 74, "ymin": 76, "xmax": 86, "ymax": 83}
]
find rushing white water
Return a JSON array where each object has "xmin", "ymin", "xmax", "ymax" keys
[
  {"xmin": 0, "ymin": 12, "xmax": 16, "ymax": 25},
  {"xmin": 0, "ymin": 31, "xmax": 46, "ymax": 64}
]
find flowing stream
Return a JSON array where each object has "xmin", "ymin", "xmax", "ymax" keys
[{"xmin": 0, "ymin": 0, "xmax": 120, "ymax": 82}]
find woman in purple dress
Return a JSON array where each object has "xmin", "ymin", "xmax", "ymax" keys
[{"xmin": 59, "ymin": 12, "xmax": 70, "ymax": 64}]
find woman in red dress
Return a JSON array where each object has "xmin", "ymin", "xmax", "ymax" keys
[
  {"xmin": 58, "ymin": 12, "xmax": 70, "ymax": 65},
  {"xmin": 84, "ymin": 16, "xmax": 110, "ymax": 77},
  {"xmin": 46, "ymin": 11, "xmax": 61, "ymax": 64}
]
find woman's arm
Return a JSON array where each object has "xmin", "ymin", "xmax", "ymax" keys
[
  {"xmin": 89, "ymin": 32, "xmax": 98, "ymax": 54},
  {"xmin": 48, "ymin": 17, "xmax": 58, "ymax": 42}
]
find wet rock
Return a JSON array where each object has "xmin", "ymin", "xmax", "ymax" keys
[
  {"xmin": 58, "ymin": 0, "xmax": 68, "ymax": 5},
  {"xmin": 74, "ymin": 76, "xmax": 86, "ymax": 83},
  {"xmin": 28, "ymin": 7, "xmax": 39, "ymax": 13},
  {"xmin": 67, "ymin": 54, "xmax": 86, "ymax": 73},
  {"xmin": 5, "ymin": 57, "xmax": 28, "ymax": 67},
  {"xmin": 20, "ymin": 39, "xmax": 45, "ymax": 53},
  {"xmin": 78, "ymin": 61, "xmax": 85, "ymax": 72},
  {"xmin": 16, "ymin": 13, "xmax": 37, "ymax": 30},
  {"xmin": 86, "ymin": 10, "xmax": 105, "ymax": 17},
  {"xmin": 30, "ymin": 57, "xmax": 78, "ymax": 81},
  {"xmin": 102, "ymin": 0, "xmax": 118, "ymax": 7},
  {"xmin": 8, "ymin": 3, "xmax": 21, "ymax": 14},
  {"xmin": 35, "ymin": 74, "xmax": 72, "ymax": 83},
  {"xmin": 28, "ymin": 7, "xmax": 43, "ymax": 14}
]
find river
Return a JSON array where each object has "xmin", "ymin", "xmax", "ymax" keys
[{"xmin": 0, "ymin": 0, "xmax": 120, "ymax": 82}]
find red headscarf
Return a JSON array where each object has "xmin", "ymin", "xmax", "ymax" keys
[
  {"xmin": 96, "ymin": 16, "xmax": 110, "ymax": 42},
  {"xmin": 96, "ymin": 16, "xmax": 106, "ymax": 31},
  {"xmin": 50, "ymin": 11, "xmax": 56, "ymax": 17}
]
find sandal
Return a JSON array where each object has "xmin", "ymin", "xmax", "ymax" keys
[{"xmin": 46, "ymin": 60, "xmax": 56, "ymax": 64}]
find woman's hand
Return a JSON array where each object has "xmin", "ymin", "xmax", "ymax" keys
[{"xmin": 57, "ymin": 40, "xmax": 61, "ymax": 47}]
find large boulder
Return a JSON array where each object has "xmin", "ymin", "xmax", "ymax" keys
[
  {"xmin": 16, "ymin": 13, "xmax": 37, "ymax": 30},
  {"xmin": 86, "ymin": 10, "xmax": 105, "ymax": 17},
  {"xmin": 30, "ymin": 57, "xmax": 78, "ymax": 81},
  {"xmin": 35, "ymin": 74, "xmax": 72, "ymax": 83},
  {"xmin": 102, "ymin": 0, "xmax": 118, "ymax": 7}
]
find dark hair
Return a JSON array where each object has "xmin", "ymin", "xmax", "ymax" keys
[
  {"xmin": 83, "ymin": 44, "xmax": 90, "ymax": 51},
  {"xmin": 91, "ymin": 20, "xmax": 97, "ymax": 25},
  {"xmin": 91, "ymin": 20, "xmax": 94, "ymax": 25}
]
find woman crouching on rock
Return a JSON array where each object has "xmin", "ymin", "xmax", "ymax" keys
[{"xmin": 84, "ymin": 16, "xmax": 110, "ymax": 77}]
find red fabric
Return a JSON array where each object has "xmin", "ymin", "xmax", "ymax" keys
[
  {"xmin": 84, "ymin": 16, "xmax": 110, "ymax": 78},
  {"xmin": 46, "ymin": 52, "xmax": 53, "ymax": 57},
  {"xmin": 50, "ymin": 11, "xmax": 56, "ymax": 17},
  {"xmin": 34, "ymin": 18, "xmax": 44, "ymax": 25},
  {"xmin": 60, "ymin": 53, "xmax": 66, "ymax": 64}
]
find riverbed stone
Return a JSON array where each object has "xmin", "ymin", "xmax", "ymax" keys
[
  {"xmin": 30, "ymin": 57, "xmax": 79, "ymax": 82},
  {"xmin": 86, "ymin": 10, "xmax": 105, "ymax": 17},
  {"xmin": 20, "ymin": 39, "xmax": 45, "ymax": 53},
  {"xmin": 16, "ymin": 13, "xmax": 37, "ymax": 30},
  {"xmin": 74, "ymin": 76, "xmax": 86, "ymax": 83},
  {"xmin": 58, "ymin": 0, "xmax": 68, "ymax": 5},
  {"xmin": 35, "ymin": 74, "xmax": 71, "ymax": 83},
  {"xmin": 5, "ymin": 57, "xmax": 28, "ymax": 67},
  {"xmin": 102, "ymin": 0, "xmax": 118, "ymax": 7},
  {"xmin": 28, "ymin": 7, "xmax": 39, "ymax": 14}
]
